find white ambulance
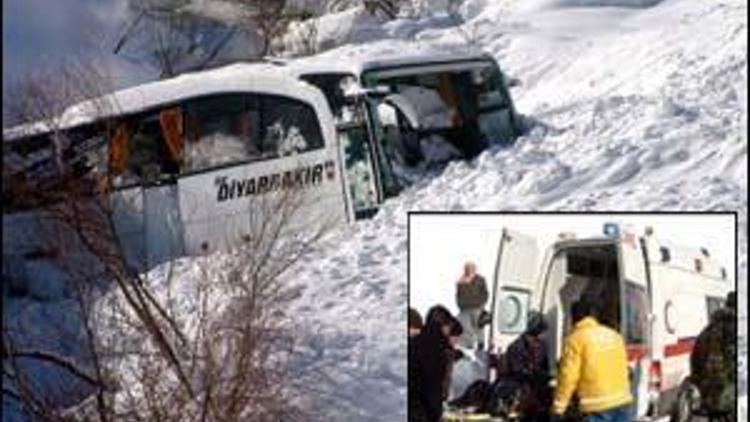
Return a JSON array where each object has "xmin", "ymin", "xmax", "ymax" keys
[{"xmin": 488, "ymin": 223, "xmax": 733, "ymax": 421}]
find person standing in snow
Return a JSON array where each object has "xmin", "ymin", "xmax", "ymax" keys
[
  {"xmin": 551, "ymin": 299, "xmax": 633, "ymax": 422},
  {"xmin": 690, "ymin": 291, "xmax": 737, "ymax": 420},
  {"xmin": 456, "ymin": 261, "xmax": 489, "ymax": 349},
  {"xmin": 409, "ymin": 305, "xmax": 464, "ymax": 422}
]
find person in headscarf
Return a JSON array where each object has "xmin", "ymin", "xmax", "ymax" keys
[
  {"xmin": 409, "ymin": 305, "xmax": 464, "ymax": 422},
  {"xmin": 456, "ymin": 261, "xmax": 488, "ymax": 349}
]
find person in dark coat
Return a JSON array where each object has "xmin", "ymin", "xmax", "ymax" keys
[
  {"xmin": 690, "ymin": 291, "xmax": 737, "ymax": 419},
  {"xmin": 456, "ymin": 262, "xmax": 488, "ymax": 349},
  {"xmin": 409, "ymin": 305, "xmax": 463, "ymax": 422},
  {"xmin": 505, "ymin": 311, "xmax": 551, "ymax": 422}
]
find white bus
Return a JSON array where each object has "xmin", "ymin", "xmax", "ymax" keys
[
  {"xmin": 3, "ymin": 63, "xmax": 348, "ymax": 275},
  {"xmin": 3, "ymin": 45, "xmax": 521, "ymax": 286},
  {"xmin": 485, "ymin": 223, "xmax": 733, "ymax": 421}
]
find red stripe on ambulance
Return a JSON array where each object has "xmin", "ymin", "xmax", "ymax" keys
[{"xmin": 664, "ymin": 337, "xmax": 696, "ymax": 357}]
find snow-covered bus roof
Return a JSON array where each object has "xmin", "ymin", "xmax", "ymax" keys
[
  {"xmin": 283, "ymin": 39, "xmax": 495, "ymax": 78},
  {"xmin": 3, "ymin": 62, "xmax": 327, "ymax": 142}
]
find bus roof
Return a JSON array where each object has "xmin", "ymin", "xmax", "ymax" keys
[
  {"xmin": 3, "ymin": 62, "xmax": 325, "ymax": 142},
  {"xmin": 283, "ymin": 39, "xmax": 494, "ymax": 78},
  {"xmin": 4, "ymin": 42, "xmax": 493, "ymax": 142}
]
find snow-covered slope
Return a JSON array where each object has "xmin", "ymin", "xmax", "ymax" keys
[{"xmin": 274, "ymin": 0, "xmax": 747, "ymax": 419}]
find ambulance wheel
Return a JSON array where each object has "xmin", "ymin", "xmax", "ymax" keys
[{"xmin": 671, "ymin": 383, "xmax": 697, "ymax": 422}]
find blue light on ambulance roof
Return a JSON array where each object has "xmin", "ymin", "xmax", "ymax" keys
[{"xmin": 603, "ymin": 222, "xmax": 620, "ymax": 237}]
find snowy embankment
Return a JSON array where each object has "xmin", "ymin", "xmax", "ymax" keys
[
  {"xmin": 4, "ymin": 0, "xmax": 746, "ymax": 420},
  {"xmin": 277, "ymin": 0, "xmax": 746, "ymax": 419},
  {"xmin": 275, "ymin": 0, "xmax": 747, "ymax": 419}
]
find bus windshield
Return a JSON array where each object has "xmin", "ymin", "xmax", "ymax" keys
[{"xmin": 363, "ymin": 61, "xmax": 517, "ymax": 165}]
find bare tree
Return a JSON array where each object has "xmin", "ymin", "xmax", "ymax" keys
[
  {"xmin": 119, "ymin": 0, "xmax": 347, "ymax": 64},
  {"xmin": 114, "ymin": 0, "xmax": 241, "ymax": 78},
  {"xmin": 3, "ymin": 61, "xmax": 339, "ymax": 421},
  {"xmin": 234, "ymin": 0, "xmax": 289, "ymax": 56}
]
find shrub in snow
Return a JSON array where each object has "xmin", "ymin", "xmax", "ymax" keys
[{"xmin": 4, "ymin": 173, "xmax": 335, "ymax": 420}]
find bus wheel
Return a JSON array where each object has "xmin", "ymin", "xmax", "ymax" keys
[{"xmin": 671, "ymin": 384, "xmax": 697, "ymax": 422}]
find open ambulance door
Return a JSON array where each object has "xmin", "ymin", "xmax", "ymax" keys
[
  {"xmin": 618, "ymin": 231, "xmax": 652, "ymax": 419},
  {"xmin": 489, "ymin": 228, "xmax": 540, "ymax": 365}
]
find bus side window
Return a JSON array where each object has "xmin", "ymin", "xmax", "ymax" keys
[
  {"xmin": 59, "ymin": 123, "xmax": 111, "ymax": 190},
  {"xmin": 184, "ymin": 94, "xmax": 261, "ymax": 171},
  {"xmin": 260, "ymin": 95, "xmax": 324, "ymax": 157},
  {"xmin": 180, "ymin": 93, "xmax": 324, "ymax": 172},
  {"xmin": 110, "ymin": 109, "xmax": 182, "ymax": 187}
]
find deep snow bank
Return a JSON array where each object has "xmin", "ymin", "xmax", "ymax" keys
[{"xmin": 274, "ymin": 0, "xmax": 747, "ymax": 419}]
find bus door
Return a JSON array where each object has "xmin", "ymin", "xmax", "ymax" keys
[
  {"xmin": 618, "ymin": 231, "xmax": 651, "ymax": 419},
  {"xmin": 109, "ymin": 112, "xmax": 185, "ymax": 271},
  {"xmin": 301, "ymin": 73, "xmax": 400, "ymax": 220},
  {"xmin": 336, "ymin": 100, "xmax": 380, "ymax": 220}
]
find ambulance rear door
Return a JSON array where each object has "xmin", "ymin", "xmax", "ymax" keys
[
  {"xmin": 489, "ymin": 228, "xmax": 540, "ymax": 356},
  {"xmin": 618, "ymin": 230, "xmax": 652, "ymax": 419}
]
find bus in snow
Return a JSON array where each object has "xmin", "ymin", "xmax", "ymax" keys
[
  {"xmin": 284, "ymin": 41, "xmax": 523, "ymax": 216},
  {"xmin": 3, "ymin": 63, "xmax": 348, "ymax": 273},
  {"xmin": 484, "ymin": 223, "xmax": 732, "ymax": 421},
  {"xmin": 2, "ymin": 44, "xmax": 521, "ymax": 279}
]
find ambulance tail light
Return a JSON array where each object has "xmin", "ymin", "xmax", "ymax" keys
[{"xmin": 649, "ymin": 361, "xmax": 662, "ymax": 392}]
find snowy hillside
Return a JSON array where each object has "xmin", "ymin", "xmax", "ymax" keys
[
  {"xmin": 280, "ymin": 0, "xmax": 747, "ymax": 419},
  {"xmin": 4, "ymin": 0, "xmax": 746, "ymax": 420},
  {"xmin": 277, "ymin": 0, "xmax": 747, "ymax": 419}
]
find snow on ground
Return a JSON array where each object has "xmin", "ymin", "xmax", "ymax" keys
[
  {"xmin": 274, "ymin": 0, "xmax": 747, "ymax": 419},
  {"xmin": 4, "ymin": 0, "xmax": 747, "ymax": 420}
]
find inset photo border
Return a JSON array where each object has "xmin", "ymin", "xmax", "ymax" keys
[{"xmin": 407, "ymin": 212, "xmax": 740, "ymax": 422}]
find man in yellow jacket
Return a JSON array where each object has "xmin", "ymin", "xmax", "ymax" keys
[{"xmin": 551, "ymin": 299, "xmax": 633, "ymax": 422}]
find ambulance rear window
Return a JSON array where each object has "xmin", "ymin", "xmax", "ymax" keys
[{"xmin": 624, "ymin": 282, "xmax": 647, "ymax": 344}]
